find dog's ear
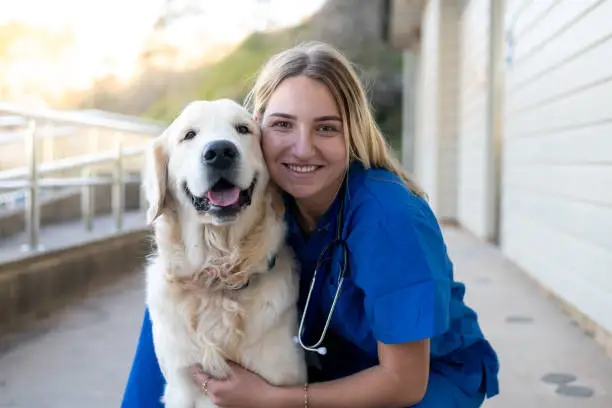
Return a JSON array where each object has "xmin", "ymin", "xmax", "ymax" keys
[{"xmin": 143, "ymin": 136, "xmax": 169, "ymax": 224}]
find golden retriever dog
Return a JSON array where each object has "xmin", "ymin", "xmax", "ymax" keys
[{"xmin": 142, "ymin": 99, "xmax": 307, "ymax": 408}]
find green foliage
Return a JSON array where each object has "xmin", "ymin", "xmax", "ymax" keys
[
  {"xmin": 142, "ymin": 29, "xmax": 303, "ymax": 122},
  {"xmin": 195, "ymin": 32, "xmax": 287, "ymax": 101},
  {"xmin": 140, "ymin": 2, "xmax": 405, "ymax": 157}
]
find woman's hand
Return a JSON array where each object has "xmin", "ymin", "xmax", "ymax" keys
[{"xmin": 190, "ymin": 361, "xmax": 278, "ymax": 408}]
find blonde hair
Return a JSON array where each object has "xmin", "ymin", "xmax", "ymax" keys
[{"xmin": 244, "ymin": 41, "xmax": 426, "ymax": 198}]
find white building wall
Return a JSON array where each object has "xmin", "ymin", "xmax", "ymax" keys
[
  {"xmin": 414, "ymin": 0, "xmax": 459, "ymax": 221},
  {"xmin": 502, "ymin": 0, "xmax": 612, "ymax": 334},
  {"xmin": 414, "ymin": 0, "xmax": 441, "ymax": 210},
  {"xmin": 457, "ymin": 0, "xmax": 492, "ymax": 239},
  {"xmin": 437, "ymin": 1, "xmax": 460, "ymax": 220}
]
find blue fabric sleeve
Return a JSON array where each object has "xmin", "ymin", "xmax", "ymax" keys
[
  {"xmin": 350, "ymin": 196, "xmax": 452, "ymax": 344},
  {"xmin": 121, "ymin": 307, "xmax": 165, "ymax": 408}
]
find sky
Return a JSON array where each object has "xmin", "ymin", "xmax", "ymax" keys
[
  {"xmin": 0, "ymin": 0, "xmax": 327, "ymax": 62},
  {"xmin": 1, "ymin": 0, "xmax": 164, "ymax": 60},
  {"xmin": 0, "ymin": 0, "xmax": 327, "ymax": 88}
]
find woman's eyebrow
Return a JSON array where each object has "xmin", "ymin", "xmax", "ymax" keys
[
  {"xmin": 267, "ymin": 112, "xmax": 296, "ymax": 119},
  {"xmin": 266, "ymin": 113, "xmax": 342, "ymax": 122},
  {"xmin": 314, "ymin": 115, "xmax": 342, "ymax": 122}
]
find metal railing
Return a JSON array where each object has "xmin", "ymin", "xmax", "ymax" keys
[{"xmin": 0, "ymin": 102, "xmax": 166, "ymax": 253}]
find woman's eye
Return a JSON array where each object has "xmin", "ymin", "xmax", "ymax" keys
[
  {"xmin": 318, "ymin": 125, "xmax": 339, "ymax": 133},
  {"xmin": 270, "ymin": 121, "xmax": 291, "ymax": 129},
  {"xmin": 183, "ymin": 129, "xmax": 197, "ymax": 141}
]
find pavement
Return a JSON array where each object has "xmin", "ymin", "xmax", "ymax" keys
[
  {"xmin": 0, "ymin": 226, "xmax": 611, "ymax": 407},
  {"xmin": 446, "ymin": 228, "xmax": 612, "ymax": 407}
]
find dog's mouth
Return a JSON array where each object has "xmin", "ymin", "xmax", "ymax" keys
[{"xmin": 183, "ymin": 176, "xmax": 257, "ymax": 216}]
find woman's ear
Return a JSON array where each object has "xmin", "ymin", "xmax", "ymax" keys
[{"xmin": 253, "ymin": 111, "xmax": 261, "ymax": 122}]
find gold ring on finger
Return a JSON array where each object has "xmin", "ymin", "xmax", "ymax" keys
[{"xmin": 202, "ymin": 376, "xmax": 210, "ymax": 395}]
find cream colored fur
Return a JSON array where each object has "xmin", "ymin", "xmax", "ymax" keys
[{"xmin": 142, "ymin": 99, "xmax": 307, "ymax": 408}]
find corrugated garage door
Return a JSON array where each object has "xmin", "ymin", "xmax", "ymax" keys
[{"xmin": 502, "ymin": 0, "xmax": 612, "ymax": 334}]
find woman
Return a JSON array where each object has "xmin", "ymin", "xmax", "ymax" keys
[{"xmin": 121, "ymin": 41, "xmax": 500, "ymax": 407}]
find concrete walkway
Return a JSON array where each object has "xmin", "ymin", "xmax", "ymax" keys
[
  {"xmin": 0, "ymin": 226, "xmax": 611, "ymax": 407},
  {"xmin": 446, "ymin": 228, "xmax": 612, "ymax": 407}
]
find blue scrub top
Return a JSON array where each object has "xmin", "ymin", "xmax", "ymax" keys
[
  {"xmin": 286, "ymin": 162, "xmax": 499, "ymax": 400},
  {"xmin": 120, "ymin": 161, "xmax": 499, "ymax": 407}
]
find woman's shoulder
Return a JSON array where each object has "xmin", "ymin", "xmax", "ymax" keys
[
  {"xmin": 343, "ymin": 165, "xmax": 452, "ymax": 344},
  {"xmin": 346, "ymin": 163, "xmax": 433, "ymax": 227}
]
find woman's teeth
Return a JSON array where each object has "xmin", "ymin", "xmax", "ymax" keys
[{"xmin": 287, "ymin": 164, "xmax": 319, "ymax": 173}]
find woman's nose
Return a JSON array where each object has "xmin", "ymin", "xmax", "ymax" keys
[{"xmin": 293, "ymin": 128, "xmax": 316, "ymax": 159}]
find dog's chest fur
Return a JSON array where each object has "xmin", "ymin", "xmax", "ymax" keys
[
  {"xmin": 145, "ymin": 202, "xmax": 304, "ymax": 384},
  {"xmin": 148, "ymin": 249, "xmax": 296, "ymax": 361}
]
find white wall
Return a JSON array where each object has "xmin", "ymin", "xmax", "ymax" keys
[
  {"xmin": 502, "ymin": 0, "xmax": 612, "ymax": 334},
  {"xmin": 457, "ymin": 0, "xmax": 492, "ymax": 239},
  {"xmin": 437, "ymin": 1, "xmax": 461, "ymax": 220},
  {"xmin": 414, "ymin": 0, "xmax": 460, "ymax": 221},
  {"xmin": 401, "ymin": 51, "xmax": 419, "ymax": 175},
  {"xmin": 414, "ymin": 0, "xmax": 441, "ymax": 209}
]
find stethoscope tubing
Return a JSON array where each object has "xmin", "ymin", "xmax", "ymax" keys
[{"xmin": 293, "ymin": 174, "xmax": 349, "ymax": 356}]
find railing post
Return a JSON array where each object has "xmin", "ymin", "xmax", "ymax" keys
[
  {"xmin": 112, "ymin": 140, "xmax": 124, "ymax": 231},
  {"xmin": 139, "ymin": 169, "xmax": 147, "ymax": 214},
  {"xmin": 81, "ymin": 168, "xmax": 94, "ymax": 231},
  {"xmin": 42, "ymin": 123, "xmax": 54, "ymax": 162},
  {"xmin": 22, "ymin": 119, "xmax": 43, "ymax": 252}
]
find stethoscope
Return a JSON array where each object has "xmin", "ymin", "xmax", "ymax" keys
[{"xmin": 292, "ymin": 174, "xmax": 349, "ymax": 356}]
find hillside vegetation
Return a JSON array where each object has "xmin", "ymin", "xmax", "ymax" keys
[{"xmin": 144, "ymin": 0, "xmax": 404, "ymax": 150}]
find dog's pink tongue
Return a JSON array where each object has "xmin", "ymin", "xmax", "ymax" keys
[{"xmin": 207, "ymin": 187, "xmax": 240, "ymax": 207}]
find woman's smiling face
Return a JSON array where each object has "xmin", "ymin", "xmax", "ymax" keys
[{"xmin": 260, "ymin": 75, "xmax": 347, "ymax": 212}]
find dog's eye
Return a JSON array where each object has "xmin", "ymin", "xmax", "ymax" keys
[
  {"xmin": 235, "ymin": 125, "xmax": 250, "ymax": 135},
  {"xmin": 183, "ymin": 129, "xmax": 197, "ymax": 141}
]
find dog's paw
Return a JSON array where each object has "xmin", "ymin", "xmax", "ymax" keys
[
  {"xmin": 163, "ymin": 382, "xmax": 196, "ymax": 408},
  {"xmin": 195, "ymin": 397, "xmax": 218, "ymax": 408},
  {"xmin": 204, "ymin": 362, "xmax": 231, "ymax": 381},
  {"xmin": 200, "ymin": 353, "xmax": 232, "ymax": 380}
]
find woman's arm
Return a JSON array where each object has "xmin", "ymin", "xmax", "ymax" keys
[
  {"xmin": 195, "ymin": 339, "xmax": 430, "ymax": 408},
  {"xmin": 272, "ymin": 339, "xmax": 430, "ymax": 408}
]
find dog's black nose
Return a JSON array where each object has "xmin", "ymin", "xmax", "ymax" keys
[{"xmin": 202, "ymin": 141, "xmax": 239, "ymax": 170}]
